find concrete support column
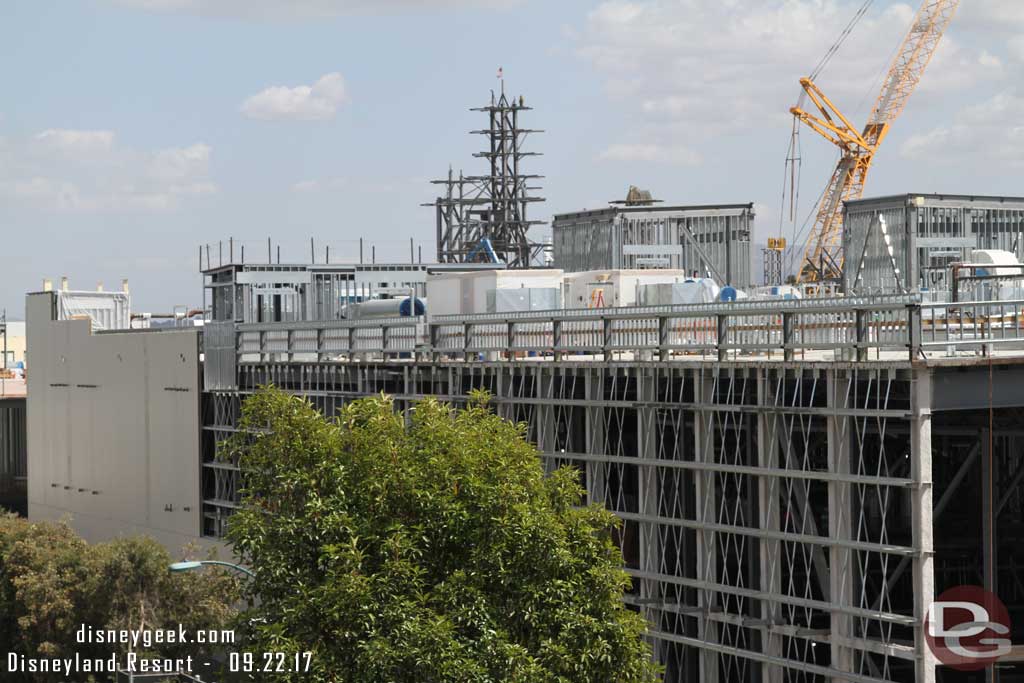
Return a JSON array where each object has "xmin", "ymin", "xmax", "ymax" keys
[
  {"xmin": 911, "ymin": 369, "xmax": 937, "ymax": 683},
  {"xmin": 828, "ymin": 369, "xmax": 854, "ymax": 680},
  {"xmin": 693, "ymin": 367, "xmax": 719, "ymax": 682},
  {"xmin": 982, "ymin": 427, "xmax": 999, "ymax": 683},
  {"xmin": 637, "ymin": 366, "xmax": 662, "ymax": 661},
  {"xmin": 535, "ymin": 367, "xmax": 555, "ymax": 474},
  {"xmin": 757, "ymin": 368, "xmax": 783, "ymax": 683},
  {"xmin": 585, "ymin": 369, "xmax": 607, "ymax": 505}
]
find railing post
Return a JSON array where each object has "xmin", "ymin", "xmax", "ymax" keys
[
  {"xmin": 429, "ymin": 323, "xmax": 439, "ymax": 362},
  {"xmin": 782, "ymin": 312, "xmax": 794, "ymax": 362},
  {"xmin": 316, "ymin": 327, "xmax": 325, "ymax": 362},
  {"xmin": 286, "ymin": 328, "xmax": 294, "ymax": 362},
  {"xmin": 552, "ymin": 319, "xmax": 562, "ymax": 362},
  {"xmin": 658, "ymin": 315, "xmax": 669, "ymax": 362},
  {"xmin": 717, "ymin": 314, "xmax": 729, "ymax": 362},
  {"xmin": 259, "ymin": 330, "xmax": 267, "ymax": 363},
  {"xmin": 463, "ymin": 322, "xmax": 472, "ymax": 362},
  {"xmin": 506, "ymin": 321, "xmax": 514, "ymax": 361},
  {"xmin": 381, "ymin": 324, "xmax": 389, "ymax": 361},
  {"xmin": 907, "ymin": 304, "xmax": 921, "ymax": 362},
  {"xmin": 603, "ymin": 317, "xmax": 612, "ymax": 362},
  {"xmin": 347, "ymin": 326, "xmax": 356, "ymax": 362},
  {"xmin": 855, "ymin": 309, "xmax": 868, "ymax": 362}
]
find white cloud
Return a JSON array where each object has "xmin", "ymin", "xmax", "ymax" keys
[
  {"xmin": 955, "ymin": 0, "xmax": 1024, "ymax": 32},
  {"xmin": 597, "ymin": 143, "xmax": 701, "ymax": 166},
  {"xmin": 34, "ymin": 129, "xmax": 115, "ymax": 156},
  {"xmin": 0, "ymin": 132, "xmax": 216, "ymax": 212},
  {"xmin": 573, "ymin": 0, "xmax": 1007, "ymax": 144},
  {"xmin": 111, "ymin": 0, "xmax": 518, "ymax": 19},
  {"xmin": 240, "ymin": 73, "xmax": 347, "ymax": 121},
  {"xmin": 149, "ymin": 143, "xmax": 211, "ymax": 181},
  {"xmin": 901, "ymin": 89, "xmax": 1024, "ymax": 167},
  {"xmin": 1009, "ymin": 36, "xmax": 1024, "ymax": 62}
]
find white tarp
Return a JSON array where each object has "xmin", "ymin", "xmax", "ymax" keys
[{"xmin": 56, "ymin": 291, "xmax": 131, "ymax": 331}]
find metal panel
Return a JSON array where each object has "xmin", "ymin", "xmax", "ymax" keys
[{"xmin": 203, "ymin": 322, "xmax": 238, "ymax": 391}]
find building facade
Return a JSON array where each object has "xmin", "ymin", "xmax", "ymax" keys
[
  {"xmin": 552, "ymin": 204, "xmax": 754, "ymax": 287},
  {"xmin": 844, "ymin": 193, "xmax": 1024, "ymax": 297}
]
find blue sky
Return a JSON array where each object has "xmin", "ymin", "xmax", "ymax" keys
[{"xmin": 1, "ymin": 0, "xmax": 1021, "ymax": 313}]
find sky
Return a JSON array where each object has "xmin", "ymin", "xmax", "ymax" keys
[{"xmin": 1, "ymin": 0, "xmax": 1022, "ymax": 314}]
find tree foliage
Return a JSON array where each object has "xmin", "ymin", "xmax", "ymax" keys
[
  {"xmin": 225, "ymin": 386, "xmax": 660, "ymax": 683},
  {"xmin": 0, "ymin": 514, "xmax": 239, "ymax": 682}
]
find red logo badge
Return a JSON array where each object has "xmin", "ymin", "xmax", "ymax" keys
[{"xmin": 925, "ymin": 585, "xmax": 1011, "ymax": 671}]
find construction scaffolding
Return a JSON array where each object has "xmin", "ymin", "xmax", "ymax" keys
[{"xmin": 428, "ymin": 87, "xmax": 546, "ymax": 268}]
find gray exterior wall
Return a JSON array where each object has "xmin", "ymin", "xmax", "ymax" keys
[
  {"xmin": 0, "ymin": 398, "xmax": 26, "ymax": 515},
  {"xmin": 26, "ymin": 292, "xmax": 205, "ymax": 549},
  {"xmin": 844, "ymin": 193, "xmax": 1024, "ymax": 295},
  {"xmin": 552, "ymin": 204, "xmax": 754, "ymax": 287}
]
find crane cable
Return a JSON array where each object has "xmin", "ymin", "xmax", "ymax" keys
[
  {"xmin": 782, "ymin": 0, "xmax": 876, "ymax": 274},
  {"xmin": 811, "ymin": 0, "xmax": 876, "ymax": 80}
]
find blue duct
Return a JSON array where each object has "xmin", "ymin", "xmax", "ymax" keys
[{"xmin": 399, "ymin": 297, "xmax": 426, "ymax": 317}]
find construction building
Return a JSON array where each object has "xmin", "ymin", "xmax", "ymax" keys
[
  {"xmin": 552, "ymin": 202, "xmax": 754, "ymax": 287},
  {"xmin": 844, "ymin": 193, "xmax": 1024, "ymax": 297}
]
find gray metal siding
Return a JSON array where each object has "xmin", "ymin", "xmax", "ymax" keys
[{"xmin": 552, "ymin": 206, "xmax": 754, "ymax": 287}]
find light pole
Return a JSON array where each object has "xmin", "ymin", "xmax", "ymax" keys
[{"xmin": 169, "ymin": 560, "xmax": 255, "ymax": 579}]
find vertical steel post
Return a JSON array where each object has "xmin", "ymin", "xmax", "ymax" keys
[
  {"xmin": 982, "ymin": 425, "xmax": 999, "ymax": 683},
  {"xmin": 757, "ymin": 368, "xmax": 783, "ymax": 683},
  {"xmin": 782, "ymin": 312, "xmax": 794, "ymax": 362},
  {"xmin": 911, "ymin": 369, "xmax": 936, "ymax": 683},
  {"xmin": 717, "ymin": 314, "xmax": 729, "ymax": 362},
  {"xmin": 828, "ymin": 369, "xmax": 854, "ymax": 680},
  {"xmin": 693, "ymin": 367, "xmax": 719, "ymax": 682}
]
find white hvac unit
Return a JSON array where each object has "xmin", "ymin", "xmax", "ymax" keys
[
  {"xmin": 639, "ymin": 279, "xmax": 721, "ymax": 306},
  {"xmin": 426, "ymin": 269, "xmax": 564, "ymax": 318},
  {"xmin": 563, "ymin": 269, "xmax": 688, "ymax": 309}
]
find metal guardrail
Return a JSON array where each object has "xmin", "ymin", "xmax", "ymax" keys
[{"xmin": 221, "ymin": 296, "xmax": 1024, "ymax": 367}]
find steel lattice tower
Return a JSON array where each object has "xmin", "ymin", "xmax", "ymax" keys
[{"xmin": 429, "ymin": 87, "xmax": 545, "ymax": 268}]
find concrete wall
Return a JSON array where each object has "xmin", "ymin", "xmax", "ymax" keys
[{"xmin": 26, "ymin": 292, "xmax": 205, "ymax": 551}]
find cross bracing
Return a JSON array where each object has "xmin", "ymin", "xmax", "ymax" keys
[{"xmin": 199, "ymin": 294, "xmax": 1024, "ymax": 682}]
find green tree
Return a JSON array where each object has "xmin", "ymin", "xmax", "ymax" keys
[
  {"xmin": 225, "ymin": 387, "xmax": 660, "ymax": 683},
  {"xmin": 0, "ymin": 514, "xmax": 240, "ymax": 682}
]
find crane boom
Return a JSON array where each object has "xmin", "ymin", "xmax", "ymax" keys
[{"xmin": 792, "ymin": 0, "xmax": 960, "ymax": 284}]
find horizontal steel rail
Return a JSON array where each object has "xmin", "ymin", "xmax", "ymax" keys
[{"xmin": 223, "ymin": 296, "xmax": 1024, "ymax": 365}]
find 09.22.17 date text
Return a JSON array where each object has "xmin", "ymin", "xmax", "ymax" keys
[{"xmin": 229, "ymin": 652, "xmax": 313, "ymax": 673}]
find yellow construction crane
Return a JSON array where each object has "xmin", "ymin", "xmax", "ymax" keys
[{"xmin": 792, "ymin": 0, "xmax": 960, "ymax": 283}]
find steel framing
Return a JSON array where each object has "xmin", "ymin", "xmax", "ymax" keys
[
  {"xmin": 844, "ymin": 193, "xmax": 1024, "ymax": 296},
  {"xmin": 199, "ymin": 294, "xmax": 1024, "ymax": 682},
  {"xmin": 552, "ymin": 204, "xmax": 754, "ymax": 286},
  {"xmin": 429, "ymin": 89, "xmax": 545, "ymax": 268}
]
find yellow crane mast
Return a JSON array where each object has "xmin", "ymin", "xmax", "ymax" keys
[{"xmin": 792, "ymin": 0, "xmax": 960, "ymax": 283}]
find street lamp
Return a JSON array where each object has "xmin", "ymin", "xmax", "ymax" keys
[{"xmin": 169, "ymin": 560, "xmax": 255, "ymax": 579}]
